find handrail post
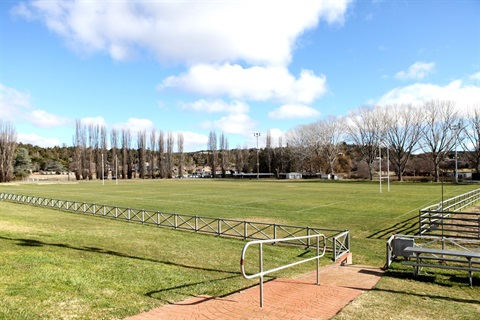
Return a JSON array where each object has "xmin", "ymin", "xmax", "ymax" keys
[
  {"xmin": 316, "ymin": 235, "xmax": 320, "ymax": 285},
  {"xmin": 259, "ymin": 243, "xmax": 264, "ymax": 308},
  {"xmin": 240, "ymin": 234, "xmax": 326, "ymax": 308}
]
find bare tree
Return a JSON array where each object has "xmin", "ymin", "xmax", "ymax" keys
[
  {"xmin": 77, "ymin": 121, "xmax": 89, "ymax": 180},
  {"xmin": 0, "ymin": 120, "xmax": 17, "ymax": 182},
  {"xmin": 208, "ymin": 130, "xmax": 217, "ymax": 177},
  {"xmin": 345, "ymin": 106, "xmax": 381, "ymax": 180},
  {"xmin": 382, "ymin": 104, "xmax": 424, "ymax": 181},
  {"xmin": 314, "ymin": 116, "xmax": 344, "ymax": 177},
  {"xmin": 92, "ymin": 124, "xmax": 101, "ymax": 179},
  {"xmin": 121, "ymin": 129, "xmax": 131, "ymax": 179},
  {"xmin": 242, "ymin": 142, "xmax": 250, "ymax": 173},
  {"xmin": 235, "ymin": 144, "xmax": 244, "ymax": 174},
  {"xmin": 219, "ymin": 132, "xmax": 228, "ymax": 177},
  {"xmin": 110, "ymin": 128, "xmax": 118, "ymax": 179},
  {"xmin": 100, "ymin": 126, "xmax": 107, "ymax": 178},
  {"xmin": 86, "ymin": 124, "xmax": 95, "ymax": 180},
  {"xmin": 72, "ymin": 119, "xmax": 84, "ymax": 180},
  {"xmin": 461, "ymin": 105, "xmax": 480, "ymax": 172},
  {"xmin": 177, "ymin": 132, "xmax": 184, "ymax": 178},
  {"xmin": 166, "ymin": 131, "xmax": 174, "ymax": 178},
  {"xmin": 277, "ymin": 136, "xmax": 286, "ymax": 174},
  {"xmin": 420, "ymin": 100, "xmax": 459, "ymax": 182},
  {"xmin": 149, "ymin": 129, "xmax": 156, "ymax": 178},
  {"xmin": 158, "ymin": 130, "xmax": 165, "ymax": 178},
  {"xmin": 266, "ymin": 130, "xmax": 272, "ymax": 173},
  {"xmin": 286, "ymin": 123, "xmax": 320, "ymax": 174},
  {"xmin": 137, "ymin": 130, "xmax": 147, "ymax": 179}
]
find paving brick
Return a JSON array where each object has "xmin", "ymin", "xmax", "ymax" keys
[{"xmin": 125, "ymin": 264, "xmax": 383, "ymax": 320}]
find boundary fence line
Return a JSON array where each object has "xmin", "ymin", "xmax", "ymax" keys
[
  {"xmin": 419, "ymin": 188, "xmax": 480, "ymax": 239},
  {"xmin": 0, "ymin": 192, "xmax": 350, "ymax": 261}
]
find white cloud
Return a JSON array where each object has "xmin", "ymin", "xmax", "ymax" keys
[
  {"xmin": 112, "ymin": 118, "xmax": 154, "ymax": 135},
  {"xmin": 0, "ymin": 83, "xmax": 32, "ymax": 120},
  {"xmin": 268, "ymin": 104, "xmax": 321, "ymax": 119},
  {"xmin": 0, "ymin": 83, "xmax": 69, "ymax": 128},
  {"xmin": 470, "ymin": 72, "xmax": 480, "ymax": 82},
  {"xmin": 395, "ymin": 61, "xmax": 435, "ymax": 80},
  {"xmin": 13, "ymin": 0, "xmax": 351, "ymax": 66},
  {"xmin": 183, "ymin": 99, "xmax": 255, "ymax": 136},
  {"xmin": 213, "ymin": 113, "xmax": 256, "ymax": 135},
  {"xmin": 175, "ymin": 131, "xmax": 208, "ymax": 152},
  {"xmin": 182, "ymin": 99, "xmax": 249, "ymax": 114},
  {"xmin": 79, "ymin": 116, "xmax": 107, "ymax": 127},
  {"xmin": 377, "ymin": 78, "xmax": 480, "ymax": 115},
  {"xmin": 17, "ymin": 133, "xmax": 62, "ymax": 148},
  {"xmin": 161, "ymin": 64, "xmax": 327, "ymax": 104},
  {"xmin": 30, "ymin": 110, "xmax": 70, "ymax": 128}
]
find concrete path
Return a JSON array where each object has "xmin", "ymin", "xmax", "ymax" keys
[{"xmin": 125, "ymin": 263, "xmax": 384, "ymax": 320}]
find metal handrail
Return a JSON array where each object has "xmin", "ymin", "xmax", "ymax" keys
[{"xmin": 240, "ymin": 234, "xmax": 326, "ymax": 307}]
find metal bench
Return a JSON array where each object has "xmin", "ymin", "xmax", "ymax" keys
[{"xmin": 402, "ymin": 246, "xmax": 480, "ymax": 286}]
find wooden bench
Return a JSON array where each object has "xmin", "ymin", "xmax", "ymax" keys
[{"xmin": 402, "ymin": 246, "xmax": 480, "ymax": 286}]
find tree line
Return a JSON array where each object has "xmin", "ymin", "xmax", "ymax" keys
[{"xmin": 1, "ymin": 100, "xmax": 479, "ymax": 183}]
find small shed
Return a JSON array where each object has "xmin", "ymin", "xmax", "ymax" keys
[{"xmin": 286, "ymin": 172, "xmax": 302, "ymax": 179}]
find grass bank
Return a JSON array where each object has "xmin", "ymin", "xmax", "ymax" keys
[{"xmin": 1, "ymin": 179, "xmax": 479, "ymax": 319}]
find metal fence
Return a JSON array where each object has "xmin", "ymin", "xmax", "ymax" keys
[
  {"xmin": 0, "ymin": 192, "xmax": 350, "ymax": 261},
  {"xmin": 419, "ymin": 188, "xmax": 480, "ymax": 239}
]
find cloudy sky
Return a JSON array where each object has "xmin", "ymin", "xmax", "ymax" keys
[{"xmin": 1, "ymin": 0, "xmax": 479, "ymax": 151}]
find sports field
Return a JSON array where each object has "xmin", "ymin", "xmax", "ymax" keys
[{"xmin": 1, "ymin": 179, "xmax": 479, "ymax": 319}]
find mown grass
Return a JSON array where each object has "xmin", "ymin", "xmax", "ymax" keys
[
  {"xmin": 0, "ymin": 200, "xmax": 314, "ymax": 319},
  {"xmin": 1, "ymin": 179, "xmax": 479, "ymax": 319}
]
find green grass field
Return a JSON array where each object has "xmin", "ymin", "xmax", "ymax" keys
[{"xmin": 1, "ymin": 179, "xmax": 479, "ymax": 319}]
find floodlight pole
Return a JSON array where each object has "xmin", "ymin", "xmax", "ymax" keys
[{"xmin": 254, "ymin": 132, "xmax": 260, "ymax": 179}]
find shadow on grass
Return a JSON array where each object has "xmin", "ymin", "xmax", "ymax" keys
[
  {"xmin": 1, "ymin": 235, "xmax": 279, "ymax": 302},
  {"xmin": 370, "ymin": 284, "xmax": 480, "ymax": 305},
  {"xmin": 0, "ymin": 235, "xmax": 238, "ymax": 275},
  {"xmin": 384, "ymin": 269, "xmax": 480, "ymax": 290},
  {"xmin": 367, "ymin": 215, "xmax": 419, "ymax": 239},
  {"xmin": 145, "ymin": 275, "xmax": 245, "ymax": 302}
]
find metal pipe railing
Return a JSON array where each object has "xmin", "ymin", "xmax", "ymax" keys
[{"xmin": 240, "ymin": 234, "xmax": 326, "ymax": 307}]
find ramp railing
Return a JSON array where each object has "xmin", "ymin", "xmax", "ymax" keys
[{"xmin": 240, "ymin": 234, "xmax": 326, "ymax": 307}]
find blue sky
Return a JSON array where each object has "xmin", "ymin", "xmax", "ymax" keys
[{"xmin": 1, "ymin": 0, "xmax": 479, "ymax": 151}]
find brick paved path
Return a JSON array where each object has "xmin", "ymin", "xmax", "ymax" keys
[{"xmin": 125, "ymin": 263, "xmax": 383, "ymax": 320}]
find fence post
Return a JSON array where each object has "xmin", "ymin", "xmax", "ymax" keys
[{"xmin": 307, "ymin": 227, "xmax": 311, "ymax": 249}]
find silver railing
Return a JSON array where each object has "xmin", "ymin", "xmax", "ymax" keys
[
  {"xmin": 240, "ymin": 234, "xmax": 326, "ymax": 307},
  {"xmin": 419, "ymin": 188, "xmax": 480, "ymax": 239},
  {"xmin": 0, "ymin": 192, "xmax": 349, "ymax": 259}
]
